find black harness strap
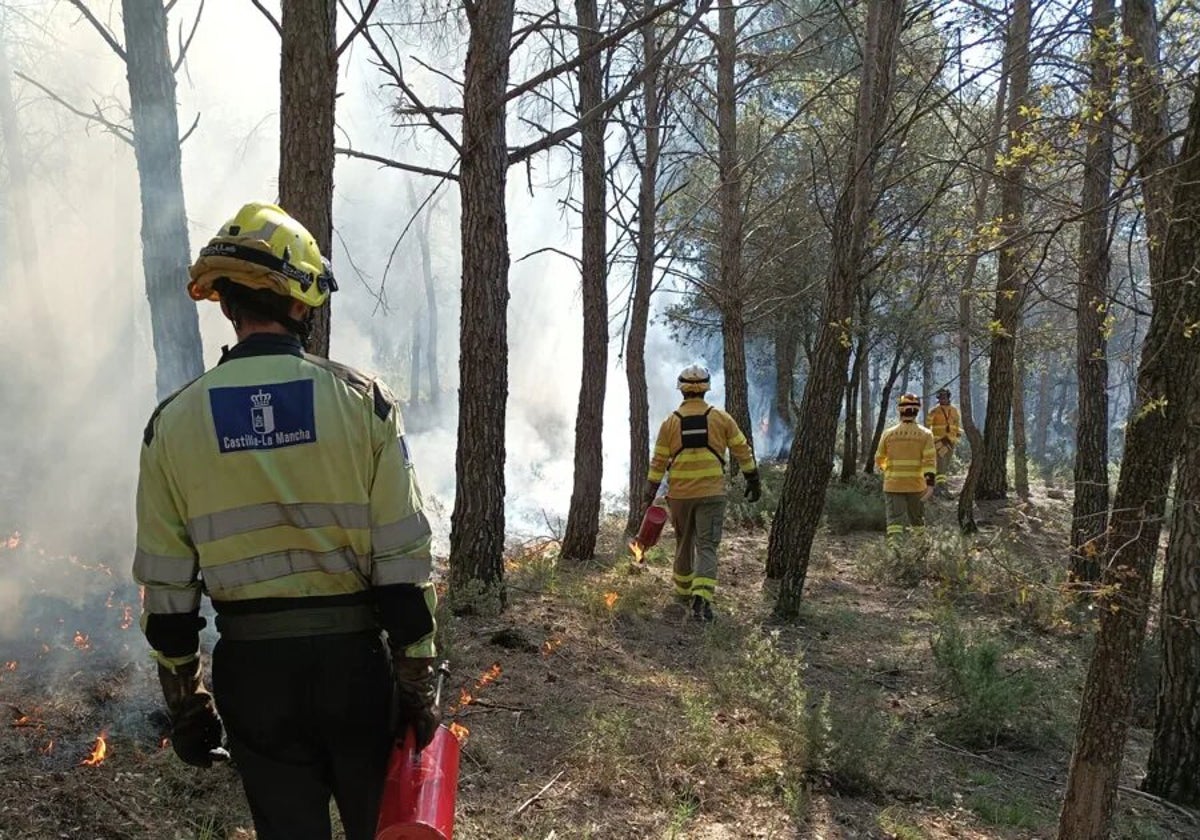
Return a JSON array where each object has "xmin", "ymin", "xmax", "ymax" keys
[{"xmin": 671, "ymin": 407, "xmax": 725, "ymax": 468}]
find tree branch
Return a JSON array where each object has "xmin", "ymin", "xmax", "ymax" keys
[
  {"xmin": 14, "ymin": 71, "xmax": 133, "ymax": 146},
  {"xmin": 64, "ymin": 0, "xmax": 126, "ymax": 62},
  {"xmin": 248, "ymin": 0, "xmax": 282, "ymax": 35},
  {"xmin": 337, "ymin": 0, "xmax": 381, "ymax": 57},
  {"xmin": 173, "ymin": 0, "xmax": 205, "ymax": 74},
  {"xmin": 335, "ymin": 146, "xmax": 459, "ymax": 180},
  {"xmin": 179, "ymin": 111, "xmax": 201, "ymax": 145}
]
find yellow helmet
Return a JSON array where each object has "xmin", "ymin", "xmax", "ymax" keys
[
  {"xmin": 678, "ymin": 364, "xmax": 711, "ymax": 395},
  {"xmin": 898, "ymin": 393, "xmax": 921, "ymax": 413},
  {"xmin": 188, "ymin": 202, "xmax": 337, "ymax": 308}
]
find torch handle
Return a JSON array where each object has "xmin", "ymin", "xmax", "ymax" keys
[{"xmin": 433, "ymin": 660, "xmax": 451, "ymax": 710}]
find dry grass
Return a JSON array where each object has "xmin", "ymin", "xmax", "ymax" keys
[{"xmin": 1, "ymin": 479, "xmax": 1196, "ymax": 839}]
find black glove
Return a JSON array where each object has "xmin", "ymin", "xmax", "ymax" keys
[
  {"xmin": 158, "ymin": 660, "xmax": 225, "ymax": 768},
  {"xmin": 641, "ymin": 481, "xmax": 659, "ymax": 507},
  {"xmin": 392, "ymin": 655, "xmax": 439, "ymax": 750},
  {"xmin": 744, "ymin": 471, "xmax": 762, "ymax": 503}
]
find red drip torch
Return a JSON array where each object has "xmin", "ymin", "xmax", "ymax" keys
[
  {"xmin": 634, "ymin": 502, "xmax": 669, "ymax": 550},
  {"xmin": 376, "ymin": 662, "xmax": 460, "ymax": 840}
]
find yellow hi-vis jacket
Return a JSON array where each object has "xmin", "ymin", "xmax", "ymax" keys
[
  {"xmin": 648, "ymin": 398, "xmax": 757, "ymax": 499},
  {"xmin": 926, "ymin": 403, "xmax": 962, "ymax": 444},
  {"xmin": 875, "ymin": 420, "xmax": 937, "ymax": 493},
  {"xmin": 134, "ymin": 334, "xmax": 436, "ymax": 669}
]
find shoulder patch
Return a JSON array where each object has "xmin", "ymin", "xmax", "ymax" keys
[{"xmin": 300, "ymin": 353, "xmax": 374, "ymax": 396}]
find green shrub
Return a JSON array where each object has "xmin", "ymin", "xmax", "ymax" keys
[
  {"xmin": 806, "ymin": 690, "xmax": 903, "ymax": 795},
  {"xmin": 726, "ymin": 463, "xmax": 786, "ymax": 526},
  {"xmin": 930, "ymin": 612, "xmax": 1036, "ymax": 748},
  {"xmin": 824, "ymin": 473, "xmax": 886, "ymax": 534}
]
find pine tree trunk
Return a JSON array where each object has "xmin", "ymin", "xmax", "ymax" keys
[
  {"xmin": 863, "ymin": 344, "xmax": 905, "ymax": 474},
  {"xmin": 1070, "ymin": 0, "xmax": 1117, "ymax": 581},
  {"xmin": 279, "ymin": 0, "xmax": 336, "ymax": 357},
  {"xmin": 1057, "ymin": 31, "xmax": 1200, "ymax": 835},
  {"xmin": 860, "ymin": 352, "xmax": 874, "ymax": 462},
  {"xmin": 716, "ymin": 0, "xmax": 752, "ymax": 452},
  {"xmin": 122, "ymin": 0, "xmax": 204, "ymax": 398},
  {"xmin": 409, "ymin": 308, "xmax": 422, "ymax": 405},
  {"xmin": 976, "ymin": 0, "xmax": 1032, "ymax": 501},
  {"xmin": 560, "ymin": 0, "xmax": 607, "ymax": 562},
  {"xmin": 767, "ymin": 0, "xmax": 904, "ymax": 614},
  {"xmin": 1033, "ymin": 365, "xmax": 1052, "ymax": 465},
  {"xmin": 1013, "ymin": 338, "xmax": 1030, "ymax": 499},
  {"xmin": 840, "ymin": 335, "xmax": 866, "ymax": 482},
  {"xmin": 420, "ymin": 214, "xmax": 440, "ymax": 406},
  {"xmin": 623, "ymin": 11, "xmax": 660, "ymax": 537},
  {"xmin": 921, "ymin": 350, "xmax": 934, "ymax": 405},
  {"xmin": 773, "ymin": 317, "xmax": 797, "ymax": 457},
  {"xmin": 449, "ymin": 0, "xmax": 515, "ymax": 609}
]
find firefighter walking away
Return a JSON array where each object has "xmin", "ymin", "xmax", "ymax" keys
[
  {"xmin": 926, "ymin": 387, "xmax": 961, "ymax": 496},
  {"xmin": 644, "ymin": 365, "xmax": 760, "ymax": 622},
  {"xmin": 875, "ymin": 393, "xmax": 937, "ymax": 548},
  {"xmin": 134, "ymin": 202, "xmax": 439, "ymax": 840}
]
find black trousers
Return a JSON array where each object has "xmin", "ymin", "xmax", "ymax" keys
[{"xmin": 211, "ymin": 631, "xmax": 393, "ymax": 840}]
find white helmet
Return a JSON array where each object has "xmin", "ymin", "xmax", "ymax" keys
[{"xmin": 678, "ymin": 364, "xmax": 711, "ymax": 395}]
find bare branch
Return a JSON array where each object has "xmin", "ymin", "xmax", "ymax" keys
[
  {"xmin": 337, "ymin": 0, "xmax": 381, "ymax": 57},
  {"xmin": 248, "ymin": 0, "xmax": 282, "ymax": 35},
  {"xmin": 64, "ymin": 0, "xmax": 126, "ymax": 62},
  {"xmin": 335, "ymin": 146, "xmax": 459, "ymax": 180},
  {"xmin": 173, "ymin": 0, "xmax": 204, "ymax": 74},
  {"xmin": 14, "ymin": 70, "xmax": 133, "ymax": 145},
  {"xmin": 179, "ymin": 111, "xmax": 201, "ymax": 145},
  {"xmin": 408, "ymin": 54, "xmax": 464, "ymax": 89}
]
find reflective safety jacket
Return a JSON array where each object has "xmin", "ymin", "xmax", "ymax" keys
[
  {"xmin": 134, "ymin": 333, "xmax": 436, "ymax": 669},
  {"xmin": 648, "ymin": 398, "xmax": 757, "ymax": 499},
  {"xmin": 875, "ymin": 420, "xmax": 937, "ymax": 493},
  {"xmin": 926, "ymin": 403, "xmax": 961, "ymax": 444}
]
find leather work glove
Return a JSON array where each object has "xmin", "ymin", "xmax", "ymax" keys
[
  {"xmin": 392, "ymin": 655, "xmax": 439, "ymax": 750},
  {"xmin": 921, "ymin": 475, "xmax": 936, "ymax": 503},
  {"xmin": 158, "ymin": 660, "xmax": 225, "ymax": 768},
  {"xmin": 744, "ymin": 471, "xmax": 762, "ymax": 504},
  {"xmin": 641, "ymin": 481, "xmax": 659, "ymax": 508}
]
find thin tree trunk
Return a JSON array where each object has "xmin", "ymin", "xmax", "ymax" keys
[
  {"xmin": 921, "ymin": 349, "xmax": 934, "ymax": 406},
  {"xmin": 864, "ymin": 345, "xmax": 906, "ymax": 474},
  {"xmin": 1070, "ymin": 0, "xmax": 1117, "ymax": 581},
  {"xmin": 767, "ymin": 0, "xmax": 904, "ymax": 614},
  {"xmin": 1033, "ymin": 365, "xmax": 1052, "ymax": 465},
  {"xmin": 773, "ymin": 315, "xmax": 797, "ymax": 459},
  {"xmin": 1057, "ymin": 22, "xmax": 1200, "ymax": 831},
  {"xmin": 976, "ymin": 0, "xmax": 1032, "ymax": 501},
  {"xmin": 716, "ymin": 0, "xmax": 752, "ymax": 453},
  {"xmin": 122, "ymin": 0, "xmax": 204, "ymax": 398},
  {"xmin": 840, "ymin": 334, "xmax": 866, "ymax": 482},
  {"xmin": 861, "ymin": 351, "xmax": 874, "ymax": 462},
  {"xmin": 279, "ymin": 0, "xmax": 337, "ymax": 358},
  {"xmin": 1013, "ymin": 337, "xmax": 1030, "ymax": 499},
  {"xmin": 449, "ymin": 0, "xmax": 515, "ymax": 609},
  {"xmin": 624, "ymin": 5, "xmax": 660, "ymax": 537},
  {"xmin": 409, "ymin": 308, "xmax": 422, "ymax": 405},
  {"xmin": 421, "ymin": 214, "xmax": 440, "ymax": 406},
  {"xmin": 561, "ymin": 0, "xmax": 607, "ymax": 561}
]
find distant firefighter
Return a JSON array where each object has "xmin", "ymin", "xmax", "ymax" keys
[
  {"xmin": 134, "ymin": 202, "xmax": 437, "ymax": 840},
  {"xmin": 926, "ymin": 387, "xmax": 962, "ymax": 496},
  {"xmin": 644, "ymin": 365, "xmax": 760, "ymax": 623},
  {"xmin": 875, "ymin": 393, "xmax": 936, "ymax": 547}
]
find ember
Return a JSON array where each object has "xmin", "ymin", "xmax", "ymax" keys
[
  {"xmin": 448, "ymin": 722, "xmax": 469, "ymax": 743},
  {"xmin": 80, "ymin": 732, "xmax": 107, "ymax": 766},
  {"xmin": 119, "ymin": 605, "xmax": 134, "ymax": 631},
  {"xmin": 540, "ymin": 638, "xmax": 561, "ymax": 657},
  {"xmin": 72, "ymin": 631, "xmax": 91, "ymax": 651},
  {"xmin": 40, "ymin": 739, "xmax": 54, "ymax": 755},
  {"xmin": 603, "ymin": 591, "xmax": 619, "ymax": 609}
]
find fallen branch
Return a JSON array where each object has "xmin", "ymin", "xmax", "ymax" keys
[{"xmin": 511, "ymin": 770, "xmax": 564, "ymax": 817}]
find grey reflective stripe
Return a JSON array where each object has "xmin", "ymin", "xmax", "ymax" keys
[
  {"xmin": 188, "ymin": 502, "xmax": 371, "ymax": 544},
  {"xmin": 144, "ymin": 586, "xmax": 202, "ymax": 614},
  {"xmin": 372, "ymin": 511, "xmax": 432, "ymax": 554},
  {"xmin": 372, "ymin": 552, "xmax": 434, "ymax": 585},
  {"xmin": 201, "ymin": 546, "xmax": 366, "ymax": 596},
  {"xmin": 133, "ymin": 549, "xmax": 197, "ymax": 585}
]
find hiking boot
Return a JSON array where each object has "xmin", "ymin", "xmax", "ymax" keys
[{"xmin": 691, "ymin": 595, "xmax": 714, "ymax": 623}]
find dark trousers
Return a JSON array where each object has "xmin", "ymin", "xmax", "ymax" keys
[{"xmin": 211, "ymin": 631, "xmax": 393, "ymax": 840}]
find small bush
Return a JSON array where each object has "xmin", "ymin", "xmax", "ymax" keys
[
  {"xmin": 726, "ymin": 463, "xmax": 786, "ymax": 526},
  {"xmin": 824, "ymin": 474, "xmax": 886, "ymax": 534},
  {"xmin": 806, "ymin": 690, "xmax": 903, "ymax": 795},
  {"xmin": 930, "ymin": 612, "xmax": 1036, "ymax": 748}
]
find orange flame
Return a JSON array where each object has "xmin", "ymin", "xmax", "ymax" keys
[
  {"xmin": 3, "ymin": 661, "xmax": 16, "ymax": 671},
  {"xmin": 448, "ymin": 663, "xmax": 503, "ymax": 714},
  {"xmin": 120, "ymin": 606, "xmax": 134, "ymax": 631},
  {"xmin": 629, "ymin": 541, "xmax": 644, "ymax": 563},
  {"xmin": 603, "ymin": 591, "xmax": 619, "ymax": 610},
  {"xmin": 448, "ymin": 721, "xmax": 469, "ymax": 743},
  {"xmin": 73, "ymin": 631, "xmax": 91, "ymax": 651},
  {"xmin": 80, "ymin": 732, "xmax": 107, "ymax": 766},
  {"xmin": 540, "ymin": 638, "xmax": 561, "ymax": 657}
]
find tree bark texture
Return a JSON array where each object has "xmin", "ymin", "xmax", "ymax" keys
[
  {"xmin": 561, "ymin": 0, "xmax": 608, "ymax": 561},
  {"xmin": 449, "ymin": 0, "xmax": 515, "ymax": 606},
  {"xmin": 1070, "ymin": 0, "xmax": 1117, "ymax": 581},
  {"xmin": 840, "ymin": 334, "xmax": 866, "ymax": 482},
  {"xmin": 624, "ymin": 7, "xmax": 661, "ymax": 537},
  {"xmin": 766, "ymin": 0, "xmax": 904, "ymax": 614},
  {"xmin": 1057, "ymin": 70, "xmax": 1200, "ymax": 840},
  {"xmin": 976, "ymin": 0, "xmax": 1032, "ymax": 501},
  {"xmin": 1012, "ymin": 339, "xmax": 1029, "ymax": 499},
  {"xmin": 419, "ymin": 209, "xmax": 440, "ymax": 405},
  {"xmin": 716, "ymin": 0, "xmax": 752, "ymax": 455},
  {"xmin": 863, "ymin": 344, "xmax": 906, "ymax": 474},
  {"xmin": 860, "ymin": 352, "xmax": 874, "ymax": 464},
  {"xmin": 1033, "ymin": 365, "xmax": 1051, "ymax": 465},
  {"xmin": 122, "ymin": 0, "xmax": 204, "ymax": 398},
  {"xmin": 279, "ymin": 0, "xmax": 337, "ymax": 358}
]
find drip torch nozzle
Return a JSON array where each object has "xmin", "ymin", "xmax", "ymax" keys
[{"xmin": 434, "ymin": 660, "xmax": 451, "ymax": 710}]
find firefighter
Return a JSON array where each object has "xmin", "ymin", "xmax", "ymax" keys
[
  {"xmin": 134, "ymin": 202, "xmax": 438, "ymax": 840},
  {"xmin": 875, "ymin": 393, "xmax": 937, "ymax": 546},
  {"xmin": 926, "ymin": 386, "xmax": 962, "ymax": 496},
  {"xmin": 643, "ymin": 365, "xmax": 760, "ymax": 622}
]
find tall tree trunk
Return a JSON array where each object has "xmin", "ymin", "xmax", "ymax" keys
[
  {"xmin": 772, "ymin": 315, "xmax": 797, "ymax": 457},
  {"xmin": 624, "ymin": 6, "xmax": 661, "ymax": 537},
  {"xmin": 409, "ymin": 308, "xmax": 423, "ymax": 405},
  {"xmin": 122, "ymin": 0, "xmax": 203, "ymax": 398},
  {"xmin": 1070, "ymin": 0, "xmax": 1117, "ymax": 581},
  {"xmin": 1057, "ymin": 27, "xmax": 1200, "ymax": 833},
  {"xmin": 840, "ymin": 334, "xmax": 866, "ymax": 482},
  {"xmin": 766, "ymin": 0, "xmax": 904, "ymax": 614},
  {"xmin": 420, "ymin": 214, "xmax": 440, "ymax": 406},
  {"xmin": 1032, "ymin": 365, "xmax": 1052, "ymax": 465},
  {"xmin": 921, "ymin": 349, "xmax": 934, "ymax": 405},
  {"xmin": 975, "ymin": 0, "xmax": 1032, "ymax": 501},
  {"xmin": 863, "ymin": 344, "xmax": 906, "ymax": 474},
  {"xmin": 449, "ymin": 0, "xmax": 515, "ymax": 608},
  {"xmin": 716, "ymin": 0, "xmax": 752, "ymax": 452},
  {"xmin": 860, "ymin": 351, "xmax": 874, "ymax": 463},
  {"xmin": 1013, "ymin": 337, "xmax": 1030, "ymax": 499},
  {"xmin": 279, "ymin": 0, "xmax": 337, "ymax": 358},
  {"xmin": 561, "ymin": 0, "xmax": 607, "ymax": 561}
]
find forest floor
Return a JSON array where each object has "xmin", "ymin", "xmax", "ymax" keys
[{"xmin": 1, "ymin": 471, "xmax": 1197, "ymax": 839}]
